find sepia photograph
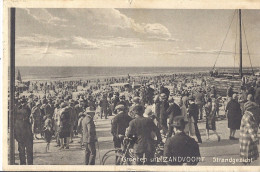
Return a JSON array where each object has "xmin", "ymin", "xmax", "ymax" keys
[{"xmin": 2, "ymin": 0, "xmax": 260, "ymax": 171}]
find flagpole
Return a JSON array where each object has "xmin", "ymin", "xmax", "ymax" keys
[{"xmin": 9, "ymin": 7, "xmax": 16, "ymax": 165}]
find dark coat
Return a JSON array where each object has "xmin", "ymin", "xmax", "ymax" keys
[
  {"xmin": 227, "ymin": 87, "xmax": 234, "ymax": 98},
  {"xmin": 164, "ymin": 132, "xmax": 200, "ymax": 165},
  {"xmin": 195, "ymin": 92, "xmax": 205, "ymax": 105},
  {"xmin": 255, "ymin": 87, "xmax": 260, "ymax": 105},
  {"xmin": 14, "ymin": 105, "xmax": 33, "ymax": 143},
  {"xmin": 226, "ymin": 99, "xmax": 242, "ymax": 130},
  {"xmin": 167, "ymin": 103, "xmax": 181, "ymax": 125},
  {"xmin": 82, "ymin": 115, "xmax": 97, "ymax": 143},
  {"xmin": 111, "ymin": 112, "xmax": 132, "ymax": 138},
  {"xmin": 127, "ymin": 116, "xmax": 162, "ymax": 154},
  {"xmin": 160, "ymin": 100, "xmax": 169, "ymax": 121},
  {"xmin": 188, "ymin": 103, "xmax": 199, "ymax": 123},
  {"xmin": 59, "ymin": 107, "xmax": 71, "ymax": 138}
]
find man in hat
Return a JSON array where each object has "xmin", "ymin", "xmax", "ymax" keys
[
  {"xmin": 129, "ymin": 97, "xmax": 141, "ymax": 119},
  {"xmin": 164, "ymin": 116, "xmax": 200, "ymax": 165},
  {"xmin": 82, "ymin": 107, "xmax": 97, "ymax": 165},
  {"xmin": 188, "ymin": 96, "xmax": 202, "ymax": 143},
  {"xmin": 59, "ymin": 103, "xmax": 71, "ymax": 149},
  {"xmin": 68, "ymin": 99, "xmax": 76, "ymax": 143},
  {"xmin": 159, "ymin": 93, "xmax": 169, "ymax": 135},
  {"xmin": 210, "ymin": 85, "xmax": 217, "ymax": 99},
  {"xmin": 111, "ymin": 104, "xmax": 132, "ymax": 163},
  {"xmin": 74, "ymin": 98, "xmax": 85, "ymax": 134},
  {"xmin": 99, "ymin": 94, "xmax": 109, "ymax": 119},
  {"xmin": 112, "ymin": 93, "xmax": 120, "ymax": 113},
  {"xmin": 117, "ymin": 94, "xmax": 128, "ymax": 108},
  {"xmin": 166, "ymin": 97, "xmax": 181, "ymax": 137},
  {"xmin": 126, "ymin": 105, "xmax": 162, "ymax": 165},
  {"xmin": 14, "ymin": 97, "xmax": 33, "ymax": 165},
  {"xmin": 146, "ymin": 84, "xmax": 155, "ymax": 105},
  {"xmin": 195, "ymin": 88, "xmax": 206, "ymax": 120}
]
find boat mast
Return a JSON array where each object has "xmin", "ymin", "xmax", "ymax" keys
[{"xmin": 239, "ymin": 9, "xmax": 243, "ymax": 78}]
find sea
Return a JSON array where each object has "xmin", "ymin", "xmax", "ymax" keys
[{"xmin": 15, "ymin": 66, "xmax": 257, "ymax": 81}]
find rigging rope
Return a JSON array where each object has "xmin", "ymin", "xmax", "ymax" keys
[
  {"xmin": 233, "ymin": 11, "xmax": 238, "ymax": 75},
  {"xmin": 242, "ymin": 17, "xmax": 254, "ymax": 75},
  {"xmin": 212, "ymin": 10, "xmax": 237, "ymax": 70}
]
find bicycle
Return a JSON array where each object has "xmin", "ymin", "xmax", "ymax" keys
[
  {"xmin": 102, "ymin": 137, "xmax": 165, "ymax": 165},
  {"xmin": 101, "ymin": 137, "xmax": 135, "ymax": 165}
]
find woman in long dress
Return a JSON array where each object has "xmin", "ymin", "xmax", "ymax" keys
[{"xmin": 205, "ymin": 97, "xmax": 220, "ymax": 141}]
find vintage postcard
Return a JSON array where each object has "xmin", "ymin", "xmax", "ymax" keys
[{"xmin": 2, "ymin": 0, "xmax": 260, "ymax": 171}]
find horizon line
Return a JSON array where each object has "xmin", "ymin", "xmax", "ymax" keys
[{"xmin": 14, "ymin": 66, "xmax": 260, "ymax": 68}]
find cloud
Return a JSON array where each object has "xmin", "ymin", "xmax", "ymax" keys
[
  {"xmin": 24, "ymin": 9, "xmax": 68, "ymax": 27},
  {"xmin": 66, "ymin": 8, "xmax": 173, "ymax": 40},
  {"xmin": 72, "ymin": 36, "xmax": 99, "ymax": 49},
  {"xmin": 17, "ymin": 34, "xmax": 68, "ymax": 44},
  {"xmin": 152, "ymin": 49, "xmax": 251, "ymax": 56},
  {"xmin": 16, "ymin": 33, "xmax": 141, "ymax": 55}
]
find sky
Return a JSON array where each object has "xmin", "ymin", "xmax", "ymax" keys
[{"xmin": 15, "ymin": 8, "xmax": 260, "ymax": 67}]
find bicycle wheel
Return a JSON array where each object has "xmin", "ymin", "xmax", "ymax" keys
[{"xmin": 102, "ymin": 149, "xmax": 123, "ymax": 165}]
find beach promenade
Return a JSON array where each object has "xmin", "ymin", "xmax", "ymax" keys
[{"xmin": 14, "ymin": 115, "xmax": 260, "ymax": 166}]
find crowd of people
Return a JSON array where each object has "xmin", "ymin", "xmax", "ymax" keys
[{"xmin": 12, "ymin": 73, "xmax": 260, "ymax": 165}]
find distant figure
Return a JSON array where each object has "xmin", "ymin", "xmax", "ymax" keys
[
  {"xmin": 43, "ymin": 115, "xmax": 53, "ymax": 152},
  {"xmin": 255, "ymin": 80, "xmax": 260, "ymax": 106},
  {"xmin": 227, "ymin": 84, "xmax": 234, "ymax": 102},
  {"xmin": 188, "ymin": 96, "xmax": 202, "ymax": 143},
  {"xmin": 195, "ymin": 88, "xmax": 205, "ymax": 120},
  {"xmin": 99, "ymin": 94, "xmax": 109, "ymax": 119},
  {"xmin": 205, "ymin": 98, "xmax": 220, "ymax": 141}
]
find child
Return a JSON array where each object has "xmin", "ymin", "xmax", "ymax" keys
[{"xmin": 43, "ymin": 115, "xmax": 53, "ymax": 152}]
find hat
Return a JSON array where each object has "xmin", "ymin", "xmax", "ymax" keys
[
  {"xmin": 114, "ymin": 92, "xmax": 119, "ymax": 97},
  {"xmin": 188, "ymin": 96, "xmax": 195, "ymax": 101},
  {"xmin": 115, "ymin": 104, "xmax": 125, "ymax": 111},
  {"xmin": 144, "ymin": 108, "xmax": 153, "ymax": 117},
  {"xmin": 86, "ymin": 107, "xmax": 96, "ymax": 114},
  {"xmin": 20, "ymin": 97, "xmax": 27, "ymax": 103},
  {"xmin": 172, "ymin": 116, "xmax": 186, "ymax": 128},
  {"xmin": 69, "ymin": 99, "xmax": 74, "ymax": 104},
  {"xmin": 132, "ymin": 97, "xmax": 140, "ymax": 103},
  {"xmin": 60, "ymin": 102, "xmax": 67, "ymax": 108},
  {"xmin": 160, "ymin": 93, "xmax": 167, "ymax": 99}
]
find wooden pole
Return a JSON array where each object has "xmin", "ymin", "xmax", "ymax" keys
[
  {"xmin": 9, "ymin": 7, "xmax": 16, "ymax": 165},
  {"xmin": 239, "ymin": 9, "xmax": 243, "ymax": 78}
]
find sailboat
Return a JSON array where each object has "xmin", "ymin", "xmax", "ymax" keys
[
  {"xmin": 207, "ymin": 9, "xmax": 257, "ymax": 96},
  {"xmin": 16, "ymin": 69, "xmax": 22, "ymax": 82}
]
